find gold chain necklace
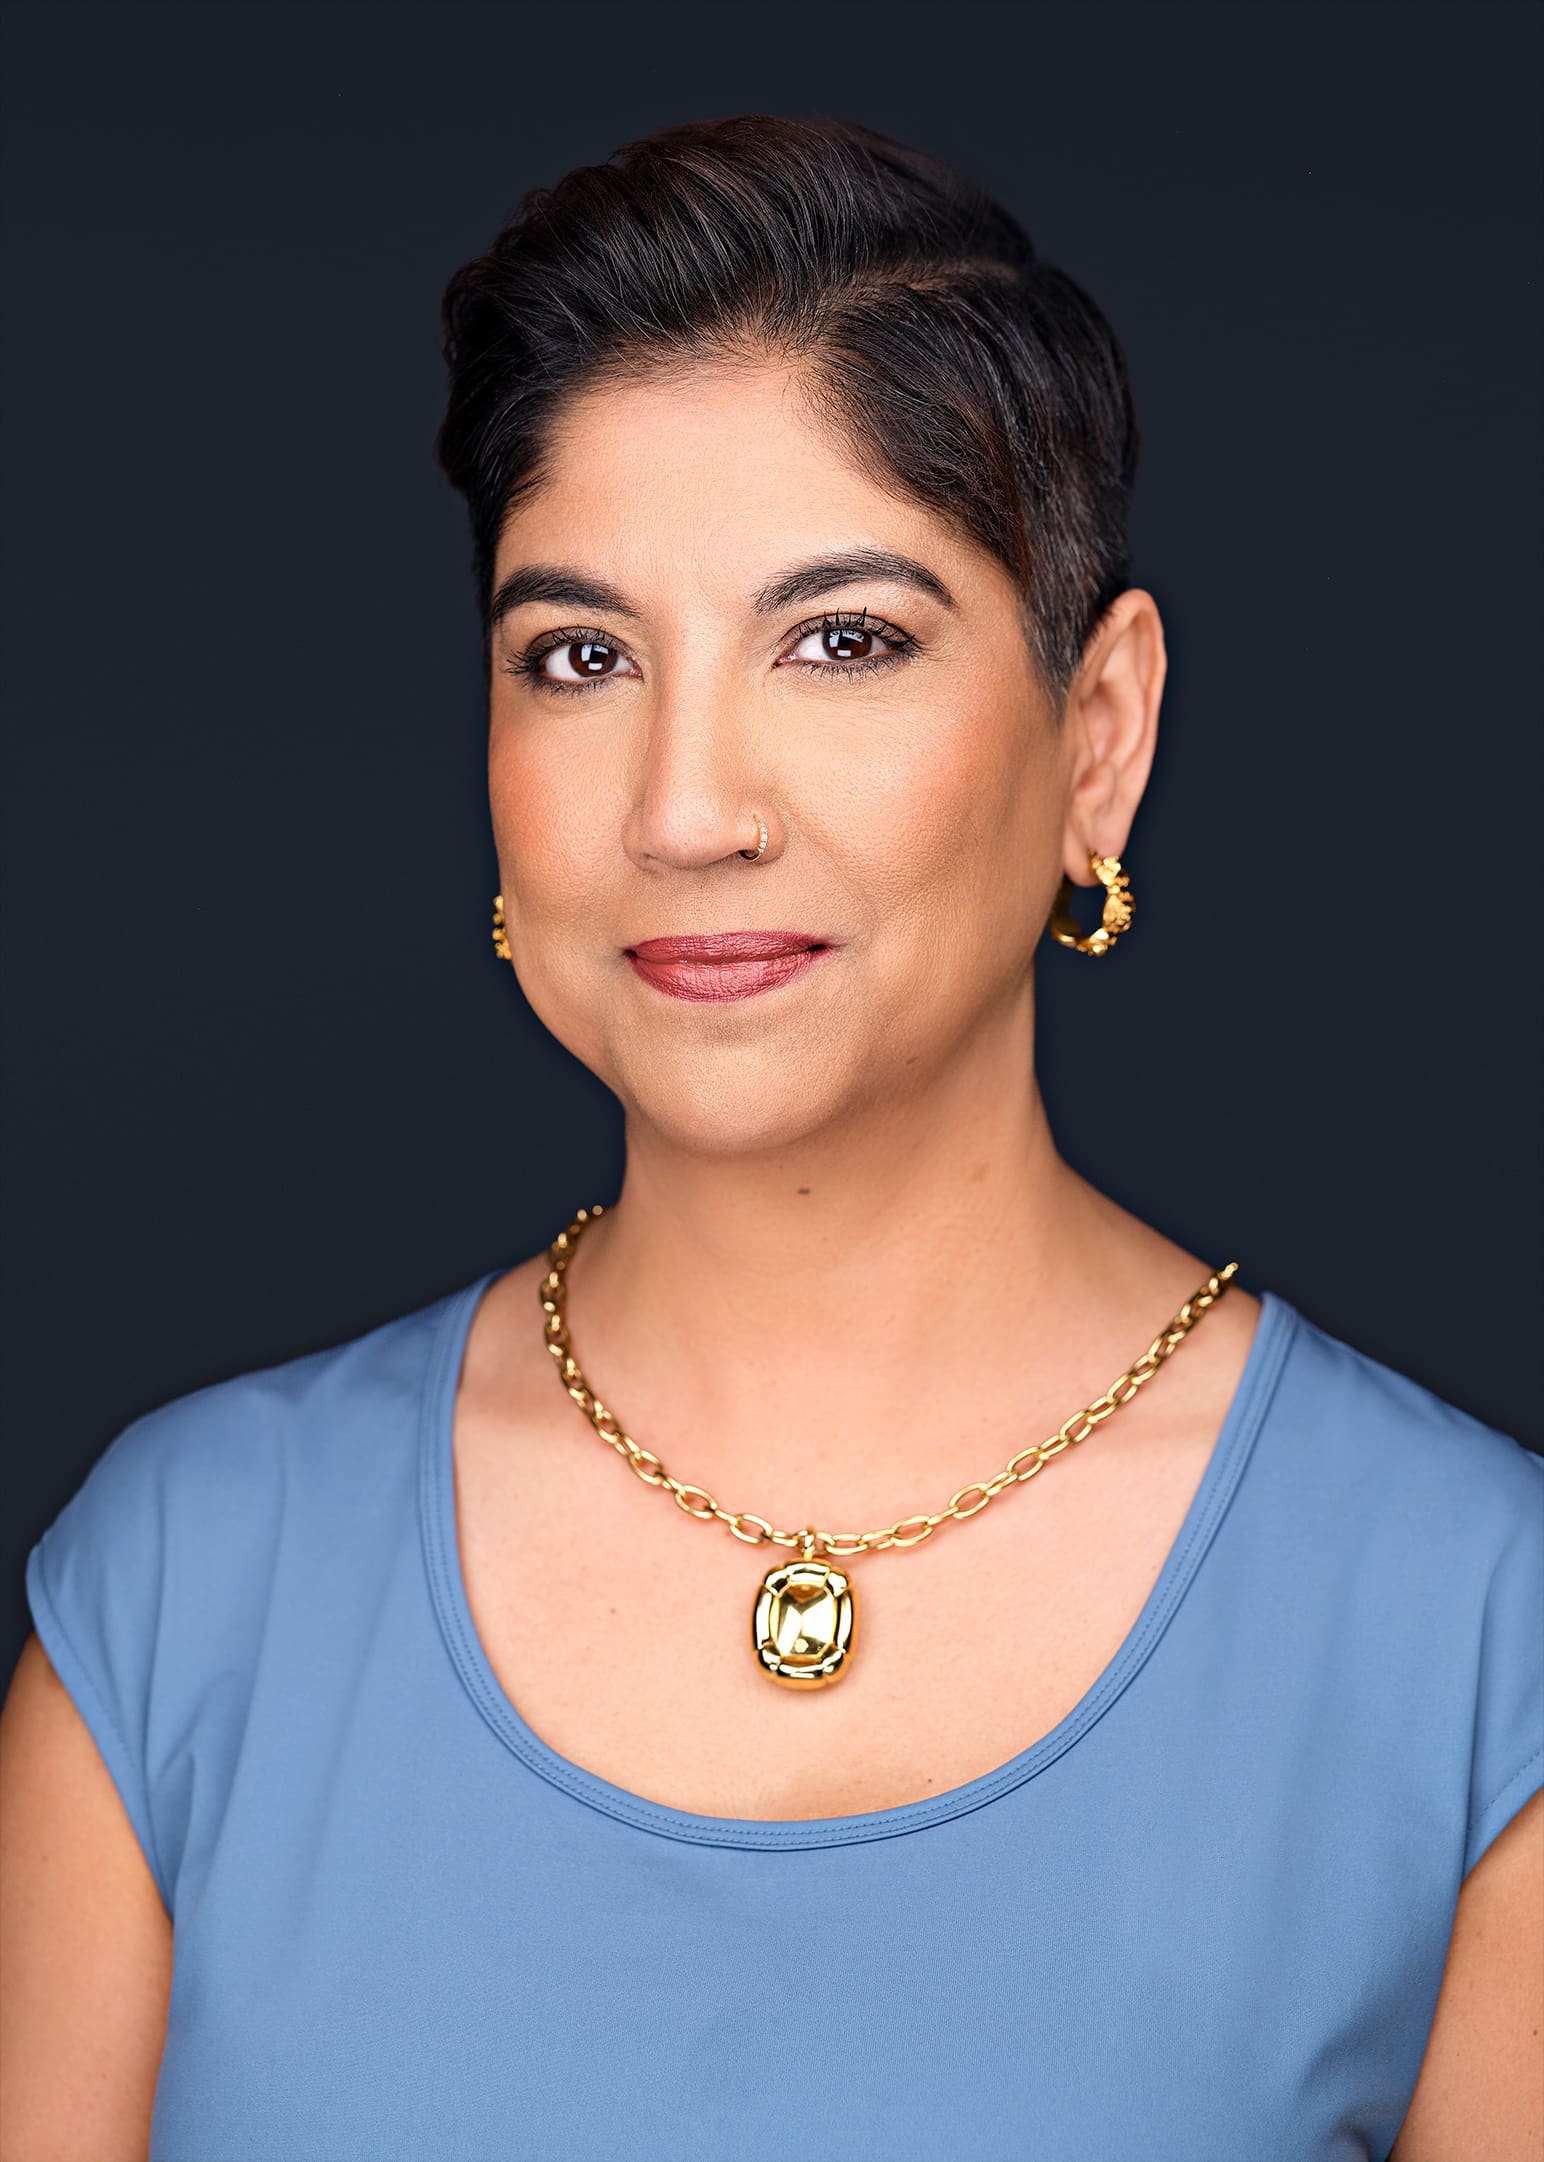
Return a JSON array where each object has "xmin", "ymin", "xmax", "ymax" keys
[{"xmin": 540, "ymin": 1205, "xmax": 1239, "ymax": 1691}]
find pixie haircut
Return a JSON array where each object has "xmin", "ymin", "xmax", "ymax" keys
[{"xmin": 434, "ymin": 113, "xmax": 1139, "ymax": 704}]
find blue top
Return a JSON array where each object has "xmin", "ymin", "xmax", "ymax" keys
[{"xmin": 24, "ymin": 1271, "xmax": 1544, "ymax": 2162}]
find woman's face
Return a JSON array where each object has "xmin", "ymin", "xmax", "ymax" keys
[{"xmin": 488, "ymin": 359, "xmax": 1089, "ymax": 1155}]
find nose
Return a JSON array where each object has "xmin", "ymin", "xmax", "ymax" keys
[{"xmin": 621, "ymin": 680, "xmax": 778, "ymax": 872}]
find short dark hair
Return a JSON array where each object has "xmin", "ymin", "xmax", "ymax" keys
[{"xmin": 434, "ymin": 113, "xmax": 1139, "ymax": 702}]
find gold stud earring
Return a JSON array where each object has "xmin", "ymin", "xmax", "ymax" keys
[
  {"xmin": 492, "ymin": 892, "xmax": 512, "ymax": 962},
  {"xmin": 1048, "ymin": 851, "xmax": 1134, "ymax": 956}
]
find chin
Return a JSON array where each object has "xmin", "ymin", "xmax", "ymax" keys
[{"xmin": 607, "ymin": 1041, "xmax": 860, "ymax": 1158}]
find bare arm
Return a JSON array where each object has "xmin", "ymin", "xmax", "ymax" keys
[
  {"xmin": 0, "ymin": 1632, "xmax": 172, "ymax": 2162},
  {"xmin": 1389, "ymin": 1783, "xmax": 1544, "ymax": 2162}
]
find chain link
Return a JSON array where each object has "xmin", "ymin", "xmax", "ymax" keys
[{"xmin": 540, "ymin": 1205, "xmax": 1240, "ymax": 1559}]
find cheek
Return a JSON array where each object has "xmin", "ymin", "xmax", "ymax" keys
[
  {"xmin": 816, "ymin": 674, "xmax": 1060, "ymax": 940},
  {"xmin": 487, "ymin": 728, "xmax": 622, "ymax": 1076},
  {"xmin": 488, "ymin": 724, "xmax": 613, "ymax": 932}
]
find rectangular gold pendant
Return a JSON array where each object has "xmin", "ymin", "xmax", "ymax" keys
[{"xmin": 752, "ymin": 1558, "xmax": 856, "ymax": 1688}]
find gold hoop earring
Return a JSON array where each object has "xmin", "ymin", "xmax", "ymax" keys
[
  {"xmin": 1048, "ymin": 851, "xmax": 1133, "ymax": 956},
  {"xmin": 492, "ymin": 892, "xmax": 512, "ymax": 962},
  {"xmin": 737, "ymin": 816, "xmax": 769, "ymax": 863}
]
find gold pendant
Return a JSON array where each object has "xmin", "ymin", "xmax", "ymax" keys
[{"xmin": 751, "ymin": 1529, "xmax": 857, "ymax": 1689}]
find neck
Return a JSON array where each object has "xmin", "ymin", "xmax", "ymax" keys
[{"xmin": 552, "ymin": 991, "xmax": 1163, "ymax": 1513}]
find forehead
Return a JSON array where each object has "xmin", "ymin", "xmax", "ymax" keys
[{"xmin": 492, "ymin": 359, "xmax": 989, "ymax": 610}]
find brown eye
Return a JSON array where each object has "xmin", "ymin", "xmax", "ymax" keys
[
  {"xmin": 817, "ymin": 626, "xmax": 877, "ymax": 657},
  {"xmin": 789, "ymin": 623, "xmax": 892, "ymax": 666},
  {"xmin": 542, "ymin": 639, "xmax": 626, "ymax": 683}
]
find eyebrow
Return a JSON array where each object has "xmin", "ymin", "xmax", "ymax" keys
[
  {"xmin": 488, "ymin": 546, "xmax": 958, "ymax": 631},
  {"xmin": 756, "ymin": 547, "xmax": 957, "ymax": 615},
  {"xmin": 489, "ymin": 564, "xmax": 638, "ymax": 627}
]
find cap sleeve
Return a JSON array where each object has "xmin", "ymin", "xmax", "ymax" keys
[
  {"xmin": 1464, "ymin": 1442, "xmax": 1544, "ymax": 1878},
  {"xmin": 25, "ymin": 1408, "xmax": 178, "ymax": 1909},
  {"xmin": 22, "ymin": 1364, "xmax": 284, "ymax": 1918}
]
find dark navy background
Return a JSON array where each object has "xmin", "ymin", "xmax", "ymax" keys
[{"xmin": 4, "ymin": 0, "xmax": 1540, "ymax": 1680}]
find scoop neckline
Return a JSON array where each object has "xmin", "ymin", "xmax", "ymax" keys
[{"xmin": 418, "ymin": 1262, "xmax": 1297, "ymax": 1849}]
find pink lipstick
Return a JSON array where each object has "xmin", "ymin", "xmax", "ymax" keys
[{"xmin": 624, "ymin": 930, "xmax": 833, "ymax": 1003}]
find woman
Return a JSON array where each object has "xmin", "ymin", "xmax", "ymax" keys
[{"xmin": 2, "ymin": 114, "xmax": 1539, "ymax": 2162}]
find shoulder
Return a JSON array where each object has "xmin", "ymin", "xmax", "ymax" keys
[
  {"xmin": 1262, "ymin": 1296, "xmax": 1543, "ymax": 1880},
  {"xmin": 25, "ymin": 1267, "xmax": 492, "ymax": 1697},
  {"xmin": 1262, "ymin": 1295, "xmax": 1543, "ymax": 1634},
  {"xmin": 37, "ymin": 1272, "xmax": 481, "ymax": 1544},
  {"xmin": 21, "ymin": 1269, "xmax": 492, "ymax": 1910},
  {"xmin": 1266, "ymin": 1293, "xmax": 1542, "ymax": 1525}
]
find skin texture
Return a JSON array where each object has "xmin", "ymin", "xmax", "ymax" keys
[
  {"xmin": 1, "ymin": 354, "xmax": 1538, "ymax": 2158},
  {"xmin": 491, "ymin": 361, "xmax": 1103, "ymax": 1168},
  {"xmin": 0, "ymin": 1635, "xmax": 172, "ymax": 2161},
  {"xmin": 1388, "ymin": 1786, "xmax": 1544, "ymax": 2162}
]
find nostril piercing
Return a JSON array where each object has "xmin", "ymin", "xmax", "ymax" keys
[{"xmin": 737, "ymin": 816, "xmax": 769, "ymax": 863}]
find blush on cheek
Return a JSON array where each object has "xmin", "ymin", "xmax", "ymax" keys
[
  {"xmin": 866, "ymin": 718, "xmax": 1055, "ymax": 974},
  {"xmin": 490, "ymin": 747, "xmax": 612, "ymax": 931}
]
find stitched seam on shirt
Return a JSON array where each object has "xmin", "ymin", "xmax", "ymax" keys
[
  {"xmin": 1476, "ymin": 1742, "xmax": 1544, "ymax": 1826},
  {"xmin": 26, "ymin": 1544, "xmax": 173, "ymax": 1907},
  {"xmin": 33, "ymin": 1542, "xmax": 133, "ymax": 1761},
  {"xmin": 418, "ymin": 1281, "xmax": 932, "ymax": 1846},
  {"xmin": 422, "ymin": 1278, "xmax": 1301, "ymax": 1850},
  {"xmin": 425, "ymin": 1283, "xmax": 1289, "ymax": 1846}
]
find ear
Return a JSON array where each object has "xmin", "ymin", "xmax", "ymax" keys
[{"xmin": 1059, "ymin": 589, "xmax": 1166, "ymax": 885}]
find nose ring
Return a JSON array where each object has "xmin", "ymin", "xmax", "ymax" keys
[{"xmin": 737, "ymin": 816, "xmax": 769, "ymax": 863}]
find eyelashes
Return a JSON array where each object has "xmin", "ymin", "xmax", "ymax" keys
[
  {"xmin": 776, "ymin": 606, "xmax": 923, "ymax": 685},
  {"xmin": 500, "ymin": 607, "xmax": 922, "ymax": 699},
  {"xmin": 502, "ymin": 628, "xmax": 622, "ymax": 696}
]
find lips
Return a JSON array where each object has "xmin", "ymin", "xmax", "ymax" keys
[{"xmin": 624, "ymin": 930, "xmax": 833, "ymax": 1003}]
